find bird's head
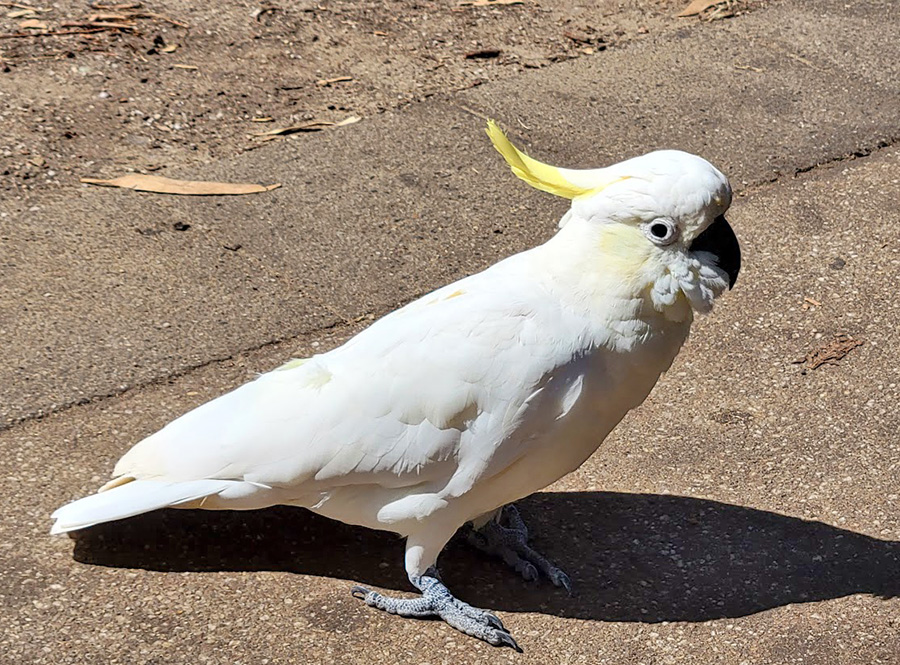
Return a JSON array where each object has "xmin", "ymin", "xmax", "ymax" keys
[{"xmin": 487, "ymin": 122, "xmax": 740, "ymax": 317}]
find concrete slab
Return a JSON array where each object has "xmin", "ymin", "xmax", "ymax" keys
[
  {"xmin": 461, "ymin": 0, "xmax": 900, "ymax": 183},
  {"xmin": 3, "ymin": 0, "xmax": 899, "ymax": 426},
  {"xmin": 2, "ymin": 149, "xmax": 897, "ymax": 664}
]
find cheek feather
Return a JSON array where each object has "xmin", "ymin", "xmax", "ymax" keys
[
  {"xmin": 595, "ymin": 225, "xmax": 654, "ymax": 288},
  {"xmin": 591, "ymin": 224, "xmax": 725, "ymax": 319}
]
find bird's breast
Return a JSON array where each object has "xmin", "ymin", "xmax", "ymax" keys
[{"xmin": 471, "ymin": 315, "xmax": 690, "ymax": 511}]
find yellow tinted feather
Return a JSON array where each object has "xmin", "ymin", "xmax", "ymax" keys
[
  {"xmin": 486, "ymin": 121, "xmax": 589, "ymax": 199},
  {"xmin": 486, "ymin": 121, "xmax": 631, "ymax": 201}
]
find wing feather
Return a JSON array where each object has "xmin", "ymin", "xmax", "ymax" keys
[{"xmin": 112, "ymin": 251, "xmax": 581, "ymax": 507}]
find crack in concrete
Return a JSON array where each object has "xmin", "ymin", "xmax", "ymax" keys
[
  {"xmin": 790, "ymin": 137, "xmax": 899, "ymax": 176},
  {"xmin": 2, "ymin": 335, "xmax": 289, "ymax": 434},
  {"xmin": 739, "ymin": 135, "xmax": 900, "ymax": 195},
  {"xmin": 0, "ymin": 294, "xmax": 427, "ymax": 434}
]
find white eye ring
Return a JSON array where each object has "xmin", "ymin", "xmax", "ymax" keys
[{"xmin": 642, "ymin": 218, "xmax": 678, "ymax": 246}]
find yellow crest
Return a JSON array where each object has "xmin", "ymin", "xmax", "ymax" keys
[{"xmin": 486, "ymin": 121, "xmax": 628, "ymax": 200}]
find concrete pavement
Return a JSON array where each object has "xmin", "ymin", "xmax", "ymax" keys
[{"xmin": 1, "ymin": 0, "xmax": 898, "ymax": 663}]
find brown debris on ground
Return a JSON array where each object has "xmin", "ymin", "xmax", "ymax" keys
[
  {"xmin": 793, "ymin": 334, "xmax": 864, "ymax": 371},
  {"xmin": 678, "ymin": 0, "xmax": 745, "ymax": 21},
  {"xmin": 79, "ymin": 172, "xmax": 281, "ymax": 195}
]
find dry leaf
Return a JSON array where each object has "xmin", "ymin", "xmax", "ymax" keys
[
  {"xmin": 678, "ymin": 0, "xmax": 724, "ymax": 17},
  {"xmin": 372, "ymin": 30, "xmax": 388, "ymax": 36},
  {"xmin": 160, "ymin": 43, "xmax": 178, "ymax": 53},
  {"xmin": 250, "ymin": 116, "xmax": 359, "ymax": 139},
  {"xmin": 564, "ymin": 29, "xmax": 598, "ymax": 45},
  {"xmin": 172, "ymin": 63, "xmax": 198, "ymax": 70},
  {"xmin": 457, "ymin": 0, "xmax": 523, "ymax": 6},
  {"xmin": 7, "ymin": 8, "xmax": 36, "ymax": 17},
  {"xmin": 80, "ymin": 174, "xmax": 281, "ymax": 196},
  {"xmin": 792, "ymin": 334, "xmax": 863, "ymax": 371},
  {"xmin": 316, "ymin": 75, "xmax": 353, "ymax": 86},
  {"xmin": 19, "ymin": 17, "xmax": 47, "ymax": 29}
]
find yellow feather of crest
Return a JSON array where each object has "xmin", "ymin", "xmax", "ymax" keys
[{"xmin": 486, "ymin": 120, "xmax": 628, "ymax": 200}]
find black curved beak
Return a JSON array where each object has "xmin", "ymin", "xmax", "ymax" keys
[{"xmin": 690, "ymin": 215, "xmax": 741, "ymax": 289}]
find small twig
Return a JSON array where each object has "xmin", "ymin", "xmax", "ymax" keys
[
  {"xmin": 89, "ymin": 1, "xmax": 141, "ymax": 9},
  {"xmin": 316, "ymin": 75, "xmax": 353, "ymax": 86},
  {"xmin": 782, "ymin": 50, "xmax": 824, "ymax": 72},
  {"xmin": 455, "ymin": 104, "xmax": 493, "ymax": 123},
  {"xmin": 0, "ymin": 1, "xmax": 49, "ymax": 11},
  {"xmin": 61, "ymin": 20, "xmax": 137, "ymax": 30},
  {"xmin": 0, "ymin": 28, "xmax": 109, "ymax": 38},
  {"xmin": 129, "ymin": 11, "xmax": 189, "ymax": 28},
  {"xmin": 86, "ymin": 11, "xmax": 129, "ymax": 21}
]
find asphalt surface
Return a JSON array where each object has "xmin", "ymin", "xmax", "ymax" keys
[{"xmin": 2, "ymin": 0, "xmax": 898, "ymax": 663}]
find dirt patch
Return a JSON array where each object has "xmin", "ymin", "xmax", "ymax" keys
[{"xmin": 0, "ymin": 0, "xmax": 763, "ymax": 207}]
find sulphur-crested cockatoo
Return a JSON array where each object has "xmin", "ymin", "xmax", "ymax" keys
[{"xmin": 52, "ymin": 121, "xmax": 740, "ymax": 650}]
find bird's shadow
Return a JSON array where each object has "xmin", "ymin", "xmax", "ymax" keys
[{"xmin": 71, "ymin": 492, "xmax": 899, "ymax": 622}]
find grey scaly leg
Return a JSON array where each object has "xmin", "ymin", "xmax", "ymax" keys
[
  {"xmin": 468, "ymin": 504, "xmax": 572, "ymax": 592},
  {"xmin": 351, "ymin": 567, "xmax": 520, "ymax": 651}
]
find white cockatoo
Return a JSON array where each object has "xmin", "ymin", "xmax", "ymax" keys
[{"xmin": 52, "ymin": 122, "xmax": 740, "ymax": 650}]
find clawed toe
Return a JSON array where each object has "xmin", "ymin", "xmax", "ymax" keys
[
  {"xmin": 468, "ymin": 504, "xmax": 572, "ymax": 591},
  {"xmin": 351, "ymin": 573, "xmax": 520, "ymax": 650},
  {"xmin": 489, "ymin": 628, "xmax": 522, "ymax": 652},
  {"xmin": 548, "ymin": 568, "xmax": 572, "ymax": 594},
  {"xmin": 462, "ymin": 606, "xmax": 505, "ymax": 632},
  {"xmin": 441, "ymin": 602, "xmax": 517, "ymax": 646},
  {"xmin": 350, "ymin": 585, "xmax": 371, "ymax": 600},
  {"xmin": 517, "ymin": 561, "xmax": 539, "ymax": 582}
]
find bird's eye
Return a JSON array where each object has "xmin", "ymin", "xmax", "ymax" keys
[{"xmin": 642, "ymin": 219, "xmax": 678, "ymax": 245}]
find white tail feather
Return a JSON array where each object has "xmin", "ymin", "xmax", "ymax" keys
[{"xmin": 50, "ymin": 479, "xmax": 237, "ymax": 535}]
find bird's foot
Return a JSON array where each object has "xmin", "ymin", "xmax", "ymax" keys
[
  {"xmin": 351, "ymin": 567, "xmax": 520, "ymax": 651},
  {"xmin": 468, "ymin": 504, "xmax": 572, "ymax": 593}
]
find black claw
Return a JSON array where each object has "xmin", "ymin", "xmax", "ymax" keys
[
  {"xmin": 492, "ymin": 630, "xmax": 523, "ymax": 652},
  {"xmin": 482, "ymin": 611, "xmax": 506, "ymax": 631},
  {"xmin": 519, "ymin": 562, "xmax": 539, "ymax": 582},
  {"xmin": 350, "ymin": 585, "xmax": 371, "ymax": 600},
  {"xmin": 471, "ymin": 503, "xmax": 571, "ymax": 592}
]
